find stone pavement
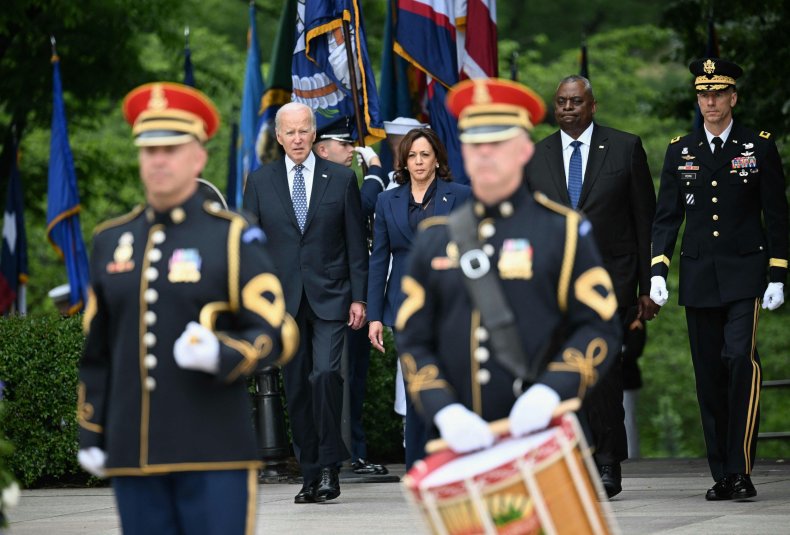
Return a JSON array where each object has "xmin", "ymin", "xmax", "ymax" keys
[{"xmin": 7, "ymin": 458, "xmax": 790, "ymax": 534}]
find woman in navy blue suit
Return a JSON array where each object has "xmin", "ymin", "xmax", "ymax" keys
[{"xmin": 367, "ymin": 128, "xmax": 471, "ymax": 468}]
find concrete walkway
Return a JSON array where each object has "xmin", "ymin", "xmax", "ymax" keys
[{"xmin": 7, "ymin": 458, "xmax": 790, "ymax": 534}]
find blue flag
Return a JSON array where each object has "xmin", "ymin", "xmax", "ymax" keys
[
  {"xmin": 184, "ymin": 27, "xmax": 196, "ymax": 88},
  {"xmin": 292, "ymin": 0, "xmax": 384, "ymax": 144},
  {"xmin": 46, "ymin": 54, "xmax": 90, "ymax": 315},
  {"xmin": 0, "ymin": 138, "xmax": 28, "ymax": 314},
  {"xmin": 235, "ymin": 3, "xmax": 265, "ymax": 209}
]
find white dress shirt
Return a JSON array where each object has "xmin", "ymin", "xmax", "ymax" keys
[
  {"xmin": 285, "ymin": 151, "xmax": 316, "ymax": 206},
  {"xmin": 560, "ymin": 123, "xmax": 594, "ymax": 187},
  {"xmin": 704, "ymin": 119, "xmax": 734, "ymax": 153}
]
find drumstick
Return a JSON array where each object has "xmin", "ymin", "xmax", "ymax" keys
[{"xmin": 425, "ymin": 398, "xmax": 581, "ymax": 454}]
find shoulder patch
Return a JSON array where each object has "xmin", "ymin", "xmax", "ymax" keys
[
  {"xmin": 418, "ymin": 215, "xmax": 449, "ymax": 231},
  {"xmin": 533, "ymin": 191, "xmax": 574, "ymax": 216},
  {"xmin": 759, "ymin": 131, "xmax": 772, "ymax": 139},
  {"xmin": 92, "ymin": 205, "xmax": 145, "ymax": 236},
  {"xmin": 670, "ymin": 136, "xmax": 681, "ymax": 144}
]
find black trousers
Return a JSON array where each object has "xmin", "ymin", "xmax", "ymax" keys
[
  {"xmin": 585, "ymin": 307, "xmax": 628, "ymax": 466},
  {"xmin": 347, "ymin": 324, "xmax": 372, "ymax": 461},
  {"xmin": 283, "ymin": 293, "xmax": 350, "ymax": 483},
  {"xmin": 686, "ymin": 298, "xmax": 761, "ymax": 481}
]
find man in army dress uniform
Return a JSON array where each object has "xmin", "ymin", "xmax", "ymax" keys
[
  {"xmin": 650, "ymin": 58, "xmax": 788, "ymax": 501},
  {"xmin": 77, "ymin": 82, "xmax": 297, "ymax": 534},
  {"xmin": 397, "ymin": 78, "xmax": 621, "ymax": 455}
]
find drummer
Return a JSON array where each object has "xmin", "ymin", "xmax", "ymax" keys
[{"xmin": 396, "ymin": 78, "xmax": 622, "ymax": 454}]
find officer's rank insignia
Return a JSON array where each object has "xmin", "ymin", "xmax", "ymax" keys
[
  {"xmin": 731, "ymin": 156, "xmax": 757, "ymax": 169},
  {"xmin": 498, "ymin": 239, "xmax": 533, "ymax": 280},
  {"xmin": 685, "ymin": 193, "xmax": 695, "ymax": 206},
  {"xmin": 107, "ymin": 232, "xmax": 135, "ymax": 273},
  {"xmin": 168, "ymin": 248, "xmax": 202, "ymax": 283}
]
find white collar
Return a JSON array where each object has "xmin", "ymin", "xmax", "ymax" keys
[{"xmin": 560, "ymin": 122, "xmax": 594, "ymax": 149}]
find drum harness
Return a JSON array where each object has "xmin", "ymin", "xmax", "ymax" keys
[{"xmin": 448, "ymin": 202, "xmax": 566, "ymax": 398}]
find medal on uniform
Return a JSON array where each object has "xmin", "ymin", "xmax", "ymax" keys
[
  {"xmin": 107, "ymin": 232, "xmax": 135, "ymax": 273},
  {"xmin": 678, "ymin": 162, "xmax": 699, "ymax": 171},
  {"xmin": 168, "ymin": 248, "xmax": 202, "ymax": 283},
  {"xmin": 498, "ymin": 239, "xmax": 533, "ymax": 280}
]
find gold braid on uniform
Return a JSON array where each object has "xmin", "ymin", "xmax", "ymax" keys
[
  {"xmin": 573, "ymin": 267, "xmax": 617, "ymax": 320},
  {"xmin": 82, "ymin": 287, "xmax": 98, "ymax": 335},
  {"xmin": 77, "ymin": 382, "xmax": 103, "ymax": 433},
  {"xmin": 400, "ymin": 354, "xmax": 451, "ymax": 412},
  {"xmin": 547, "ymin": 338, "xmax": 608, "ymax": 398},
  {"xmin": 395, "ymin": 276, "xmax": 425, "ymax": 331}
]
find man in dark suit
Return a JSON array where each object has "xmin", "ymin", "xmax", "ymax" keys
[
  {"xmin": 651, "ymin": 58, "xmax": 788, "ymax": 501},
  {"xmin": 524, "ymin": 75, "xmax": 658, "ymax": 498},
  {"xmin": 243, "ymin": 102, "xmax": 369, "ymax": 504}
]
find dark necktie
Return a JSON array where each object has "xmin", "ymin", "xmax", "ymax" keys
[
  {"xmin": 712, "ymin": 136, "xmax": 723, "ymax": 159},
  {"xmin": 292, "ymin": 164, "xmax": 308, "ymax": 233},
  {"xmin": 567, "ymin": 140, "xmax": 583, "ymax": 208}
]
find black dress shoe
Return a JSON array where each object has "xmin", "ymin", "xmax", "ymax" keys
[
  {"xmin": 705, "ymin": 477, "xmax": 733, "ymax": 501},
  {"xmin": 599, "ymin": 463, "xmax": 622, "ymax": 499},
  {"xmin": 315, "ymin": 467, "xmax": 340, "ymax": 502},
  {"xmin": 294, "ymin": 482, "xmax": 316, "ymax": 504},
  {"xmin": 730, "ymin": 474, "xmax": 757, "ymax": 500},
  {"xmin": 351, "ymin": 458, "xmax": 389, "ymax": 475}
]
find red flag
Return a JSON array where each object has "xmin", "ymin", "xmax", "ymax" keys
[{"xmin": 458, "ymin": 0, "xmax": 498, "ymax": 78}]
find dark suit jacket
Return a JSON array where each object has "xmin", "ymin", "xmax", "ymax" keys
[
  {"xmin": 243, "ymin": 156, "xmax": 368, "ymax": 321},
  {"xmin": 367, "ymin": 180, "xmax": 471, "ymax": 326},
  {"xmin": 524, "ymin": 124, "xmax": 656, "ymax": 307}
]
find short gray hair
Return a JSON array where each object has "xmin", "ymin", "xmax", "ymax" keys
[
  {"xmin": 557, "ymin": 75, "xmax": 595, "ymax": 100},
  {"xmin": 274, "ymin": 102, "xmax": 316, "ymax": 132}
]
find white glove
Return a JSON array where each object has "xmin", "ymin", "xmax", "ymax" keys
[
  {"xmin": 434, "ymin": 403, "xmax": 495, "ymax": 453},
  {"xmin": 762, "ymin": 282, "xmax": 785, "ymax": 311},
  {"xmin": 509, "ymin": 383, "xmax": 560, "ymax": 438},
  {"xmin": 354, "ymin": 146, "xmax": 379, "ymax": 167},
  {"xmin": 78, "ymin": 447, "xmax": 107, "ymax": 478},
  {"xmin": 650, "ymin": 276, "xmax": 668, "ymax": 306},
  {"xmin": 173, "ymin": 321, "xmax": 220, "ymax": 374}
]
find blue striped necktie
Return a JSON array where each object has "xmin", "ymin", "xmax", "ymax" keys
[
  {"xmin": 292, "ymin": 164, "xmax": 308, "ymax": 233},
  {"xmin": 567, "ymin": 140, "xmax": 583, "ymax": 208}
]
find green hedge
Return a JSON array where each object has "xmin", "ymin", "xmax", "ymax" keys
[{"xmin": 0, "ymin": 315, "xmax": 83, "ymax": 487}]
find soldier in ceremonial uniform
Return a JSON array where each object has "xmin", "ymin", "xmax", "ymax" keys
[
  {"xmin": 77, "ymin": 82, "xmax": 297, "ymax": 534},
  {"xmin": 397, "ymin": 78, "xmax": 621, "ymax": 455},
  {"xmin": 650, "ymin": 58, "xmax": 788, "ymax": 501}
]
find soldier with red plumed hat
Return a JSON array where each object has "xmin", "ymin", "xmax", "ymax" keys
[
  {"xmin": 77, "ymin": 82, "xmax": 298, "ymax": 534},
  {"xmin": 397, "ymin": 78, "xmax": 621, "ymax": 456}
]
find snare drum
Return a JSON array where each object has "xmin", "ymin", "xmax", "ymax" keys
[{"xmin": 402, "ymin": 413, "xmax": 618, "ymax": 535}]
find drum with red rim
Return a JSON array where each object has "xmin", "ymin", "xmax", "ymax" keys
[{"xmin": 402, "ymin": 413, "xmax": 618, "ymax": 535}]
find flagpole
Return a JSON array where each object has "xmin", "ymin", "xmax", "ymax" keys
[{"xmin": 341, "ymin": 19, "xmax": 368, "ymax": 175}]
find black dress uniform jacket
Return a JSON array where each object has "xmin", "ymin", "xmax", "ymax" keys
[
  {"xmin": 78, "ymin": 192, "xmax": 298, "ymax": 476},
  {"xmin": 397, "ymin": 186, "xmax": 622, "ymax": 426},
  {"xmin": 652, "ymin": 122, "xmax": 789, "ymax": 305}
]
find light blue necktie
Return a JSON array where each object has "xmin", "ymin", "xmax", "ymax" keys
[
  {"xmin": 292, "ymin": 164, "xmax": 308, "ymax": 233},
  {"xmin": 567, "ymin": 140, "xmax": 583, "ymax": 208}
]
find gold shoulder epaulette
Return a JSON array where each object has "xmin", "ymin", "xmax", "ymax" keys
[
  {"xmin": 92, "ymin": 205, "xmax": 145, "ymax": 236},
  {"xmin": 203, "ymin": 201, "xmax": 248, "ymax": 227},
  {"xmin": 533, "ymin": 191, "xmax": 575, "ymax": 216},
  {"xmin": 759, "ymin": 131, "xmax": 772, "ymax": 139},
  {"xmin": 418, "ymin": 215, "xmax": 449, "ymax": 231},
  {"xmin": 670, "ymin": 135, "xmax": 681, "ymax": 144}
]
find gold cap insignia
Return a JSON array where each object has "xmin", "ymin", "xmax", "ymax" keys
[
  {"xmin": 472, "ymin": 79, "xmax": 492, "ymax": 105},
  {"xmin": 147, "ymin": 84, "xmax": 168, "ymax": 111},
  {"xmin": 703, "ymin": 59, "xmax": 716, "ymax": 75}
]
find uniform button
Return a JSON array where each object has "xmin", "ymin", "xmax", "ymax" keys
[
  {"xmin": 482, "ymin": 244, "xmax": 495, "ymax": 256},
  {"xmin": 144, "ymin": 354, "xmax": 157, "ymax": 369},
  {"xmin": 476, "ymin": 369, "xmax": 491, "ymax": 385},
  {"xmin": 208, "ymin": 202, "xmax": 222, "ymax": 213},
  {"xmin": 145, "ymin": 377, "xmax": 157, "ymax": 391},
  {"xmin": 143, "ymin": 332, "xmax": 157, "ymax": 348},
  {"xmin": 475, "ymin": 327, "xmax": 489, "ymax": 342},
  {"xmin": 144, "ymin": 288, "xmax": 158, "ymax": 304},
  {"xmin": 759, "ymin": 246, "xmax": 764, "ymax": 251},
  {"xmin": 144, "ymin": 311, "xmax": 157, "ymax": 326},
  {"xmin": 152, "ymin": 230, "xmax": 166, "ymax": 244},
  {"xmin": 170, "ymin": 207, "xmax": 186, "ymax": 224},
  {"xmin": 119, "ymin": 232, "xmax": 134, "ymax": 245},
  {"xmin": 712, "ymin": 197, "xmax": 718, "ymax": 203},
  {"xmin": 712, "ymin": 214, "xmax": 719, "ymax": 221},
  {"xmin": 148, "ymin": 248, "xmax": 162, "ymax": 263},
  {"xmin": 711, "ymin": 180, "xmax": 718, "ymax": 187},
  {"xmin": 145, "ymin": 267, "xmax": 158, "ymax": 282},
  {"xmin": 743, "ymin": 179, "xmax": 748, "ymax": 183},
  {"xmin": 685, "ymin": 181, "xmax": 690, "ymax": 186},
  {"xmin": 480, "ymin": 223, "xmax": 495, "ymax": 239},
  {"xmin": 474, "ymin": 347, "xmax": 490, "ymax": 363},
  {"xmin": 713, "ymin": 231, "xmax": 720, "ymax": 237},
  {"xmin": 499, "ymin": 202, "xmax": 514, "ymax": 217}
]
